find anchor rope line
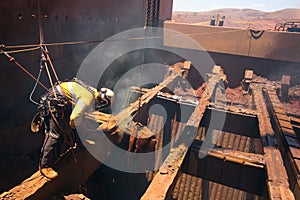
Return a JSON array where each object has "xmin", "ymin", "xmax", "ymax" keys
[
  {"xmin": 37, "ymin": 0, "xmax": 58, "ymax": 99},
  {"xmin": 29, "ymin": 57, "xmax": 44, "ymax": 106},
  {"xmin": 1, "ymin": 29, "xmax": 244, "ymax": 50},
  {"xmin": 1, "ymin": 50, "xmax": 48, "ymax": 90},
  {"xmin": 37, "ymin": 0, "xmax": 44, "ymax": 46},
  {"xmin": 43, "ymin": 47, "xmax": 61, "ymax": 84},
  {"xmin": 38, "ymin": 0, "xmax": 79, "ymax": 173},
  {"xmin": 0, "ymin": 46, "xmax": 40, "ymax": 54},
  {"xmin": 43, "ymin": 53, "xmax": 58, "ymax": 98}
]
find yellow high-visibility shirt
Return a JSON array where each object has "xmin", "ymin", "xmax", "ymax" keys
[{"xmin": 57, "ymin": 82, "xmax": 96, "ymax": 127}]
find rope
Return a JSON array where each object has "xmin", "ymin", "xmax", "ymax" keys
[
  {"xmin": 37, "ymin": 0, "xmax": 44, "ymax": 46},
  {"xmin": 37, "ymin": 0, "xmax": 59, "ymax": 98},
  {"xmin": 44, "ymin": 48, "xmax": 60, "ymax": 84},
  {"xmin": 0, "ymin": 47, "xmax": 40, "ymax": 54},
  {"xmin": 1, "ymin": 29, "xmax": 245, "ymax": 51},
  {"xmin": 29, "ymin": 60, "xmax": 44, "ymax": 105},
  {"xmin": 3, "ymin": 44, "xmax": 40, "ymax": 49},
  {"xmin": 43, "ymin": 55, "xmax": 58, "ymax": 98},
  {"xmin": 1, "ymin": 50, "xmax": 48, "ymax": 90}
]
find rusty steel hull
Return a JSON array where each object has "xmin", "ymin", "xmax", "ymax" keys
[{"xmin": 1, "ymin": 1, "xmax": 300, "ymax": 200}]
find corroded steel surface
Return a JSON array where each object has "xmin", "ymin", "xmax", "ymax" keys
[
  {"xmin": 141, "ymin": 68, "xmax": 223, "ymax": 200},
  {"xmin": 252, "ymin": 84, "xmax": 295, "ymax": 200},
  {"xmin": 172, "ymin": 173, "xmax": 263, "ymax": 200},
  {"xmin": 264, "ymin": 87, "xmax": 300, "ymax": 199},
  {"xmin": 0, "ymin": 149, "xmax": 102, "ymax": 200},
  {"xmin": 0, "ymin": 62, "xmax": 191, "ymax": 200}
]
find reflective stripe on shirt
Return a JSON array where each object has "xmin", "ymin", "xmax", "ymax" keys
[
  {"xmin": 55, "ymin": 85, "xmax": 63, "ymax": 95},
  {"xmin": 76, "ymin": 98, "xmax": 86, "ymax": 109},
  {"xmin": 68, "ymin": 82, "xmax": 75, "ymax": 100}
]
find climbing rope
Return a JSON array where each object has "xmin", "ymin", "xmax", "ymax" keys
[
  {"xmin": 43, "ymin": 46, "xmax": 60, "ymax": 84},
  {"xmin": 1, "ymin": 29, "xmax": 245, "ymax": 53},
  {"xmin": 41, "ymin": 50, "xmax": 58, "ymax": 98},
  {"xmin": 1, "ymin": 50, "xmax": 48, "ymax": 90},
  {"xmin": 29, "ymin": 53, "xmax": 45, "ymax": 105}
]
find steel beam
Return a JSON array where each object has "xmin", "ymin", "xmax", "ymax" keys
[
  {"xmin": 0, "ymin": 62, "xmax": 191, "ymax": 200},
  {"xmin": 131, "ymin": 86, "xmax": 260, "ymax": 137},
  {"xmin": 264, "ymin": 88, "xmax": 300, "ymax": 199},
  {"xmin": 141, "ymin": 67, "xmax": 223, "ymax": 200},
  {"xmin": 0, "ymin": 149, "xmax": 101, "ymax": 200},
  {"xmin": 252, "ymin": 85, "xmax": 295, "ymax": 200},
  {"xmin": 200, "ymin": 106, "xmax": 259, "ymax": 138},
  {"xmin": 182, "ymin": 140, "xmax": 266, "ymax": 195}
]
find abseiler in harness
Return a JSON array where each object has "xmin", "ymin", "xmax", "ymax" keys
[{"xmin": 31, "ymin": 78, "xmax": 114, "ymax": 180}]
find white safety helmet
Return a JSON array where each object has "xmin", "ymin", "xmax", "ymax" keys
[{"xmin": 96, "ymin": 87, "xmax": 114, "ymax": 108}]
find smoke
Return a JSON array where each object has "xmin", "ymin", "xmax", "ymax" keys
[{"xmin": 112, "ymin": 63, "xmax": 167, "ymax": 114}]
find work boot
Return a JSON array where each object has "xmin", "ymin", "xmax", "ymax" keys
[{"xmin": 39, "ymin": 167, "xmax": 58, "ymax": 180}]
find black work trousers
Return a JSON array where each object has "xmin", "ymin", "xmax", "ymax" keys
[{"xmin": 40, "ymin": 103, "xmax": 72, "ymax": 168}]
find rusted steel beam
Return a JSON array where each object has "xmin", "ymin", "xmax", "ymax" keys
[
  {"xmin": 208, "ymin": 149, "xmax": 264, "ymax": 167},
  {"xmin": 264, "ymin": 87, "xmax": 300, "ymax": 200},
  {"xmin": 131, "ymin": 86, "xmax": 260, "ymax": 137},
  {"xmin": 281, "ymin": 75, "xmax": 290, "ymax": 102},
  {"xmin": 129, "ymin": 86, "xmax": 199, "ymax": 107},
  {"xmin": 141, "ymin": 67, "xmax": 224, "ymax": 200},
  {"xmin": 189, "ymin": 140, "xmax": 265, "ymax": 166},
  {"xmin": 1, "ymin": 62, "xmax": 191, "ymax": 200},
  {"xmin": 252, "ymin": 85, "xmax": 295, "ymax": 200},
  {"xmin": 182, "ymin": 141, "xmax": 266, "ymax": 195},
  {"xmin": 101, "ymin": 61, "xmax": 191, "ymax": 132},
  {"xmin": 201, "ymin": 106, "xmax": 259, "ymax": 138},
  {"xmin": 241, "ymin": 70, "xmax": 253, "ymax": 95}
]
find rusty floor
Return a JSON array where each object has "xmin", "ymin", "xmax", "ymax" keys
[{"xmin": 1, "ymin": 79, "xmax": 300, "ymax": 200}]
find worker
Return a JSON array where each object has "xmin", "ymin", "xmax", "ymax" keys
[
  {"xmin": 37, "ymin": 78, "xmax": 114, "ymax": 180},
  {"xmin": 218, "ymin": 16, "xmax": 225, "ymax": 26},
  {"xmin": 210, "ymin": 16, "xmax": 215, "ymax": 26}
]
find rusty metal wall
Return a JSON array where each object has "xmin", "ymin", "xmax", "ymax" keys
[
  {"xmin": 0, "ymin": 0, "xmax": 147, "ymax": 157},
  {"xmin": 164, "ymin": 21, "xmax": 300, "ymax": 63}
]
